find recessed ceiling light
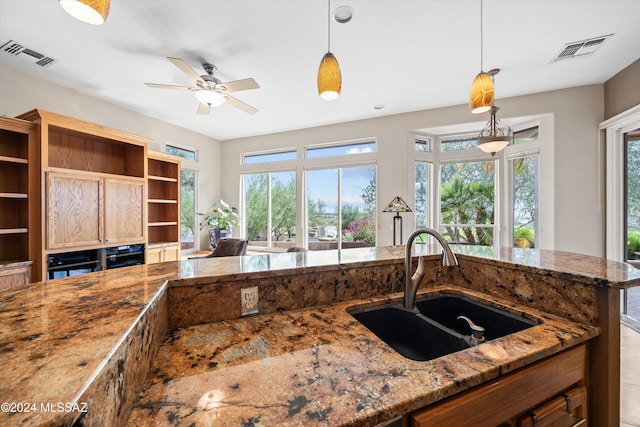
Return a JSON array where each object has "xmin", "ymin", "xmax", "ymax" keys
[
  {"xmin": 374, "ymin": 104, "xmax": 385, "ymax": 110},
  {"xmin": 334, "ymin": 6, "xmax": 353, "ymax": 24}
]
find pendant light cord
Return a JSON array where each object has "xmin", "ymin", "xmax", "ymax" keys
[
  {"xmin": 480, "ymin": 0, "xmax": 484, "ymax": 71},
  {"xmin": 327, "ymin": 0, "xmax": 331, "ymax": 53}
]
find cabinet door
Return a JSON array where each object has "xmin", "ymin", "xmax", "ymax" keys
[
  {"xmin": 162, "ymin": 243, "xmax": 180, "ymax": 262},
  {"xmin": 47, "ymin": 172, "xmax": 103, "ymax": 249},
  {"xmin": 104, "ymin": 178, "xmax": 145, "ymax": 245},
  {"xmin": 146, "ymin": 246, "xmax": 163, "ymax": 264}
]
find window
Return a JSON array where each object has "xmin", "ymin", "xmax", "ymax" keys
[
  {"xmin": 306, "ymin": 165, "xmax": 376, "ymax": 249},
  {"xmin": 415, "ymin": 137, "xmax": 431, "ymax": 152},
  {"xmin": 243, "ymin": 150, "xmax": 297, "ymax": 165},
  {"xmin": 441, "ymin": 136, "xmax": 479, "ymax": 152},
  {"xmin": 513, "ymin": 127, "xmax": 539, "ymax": 144},
  {"xmin": 415, "ymin": 162, "xmax": 430, "ymax": 228},
  {"xmin": 166, "ymin": 144, "xmax": 196, "ymax": 161},
  {"xmin": 512, "ymin": 155, "xmax": 539, "ymax": 248},
  {"xmin": 440, "ymin": 160, "xmax": 495, "ymax": 246},
  {"xmin": 243, "ymin": 171, "xmax": 296, "ymax": 249},
  {"xmin": 179, "ymin": 169, "xmax": 197, "ymax": 251},
  {"xmin": 306, "ymin": 140, "xmax": 376, "ymax": 159}
]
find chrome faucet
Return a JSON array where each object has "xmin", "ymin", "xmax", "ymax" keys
[{"xmin": 403, "ymin": 228, "xmax": 459, "ymax": 311}]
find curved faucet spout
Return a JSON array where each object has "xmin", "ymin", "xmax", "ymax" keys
[{"xmin": 403, "ymin": 228, "xmax": 459, "ymax": 311}]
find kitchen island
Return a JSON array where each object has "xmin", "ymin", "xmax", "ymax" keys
[{"xmin": 0, "ymin": 246, "xmax": 638, "ymax": 426}]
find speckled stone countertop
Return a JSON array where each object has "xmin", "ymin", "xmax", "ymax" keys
[
  {"xmin": 127, "ymin": 286, "xmax": 598, "ymax": 427},
  {"xmin": 0, "ymin": 245, "xmax": 638, "ymax": 426}
]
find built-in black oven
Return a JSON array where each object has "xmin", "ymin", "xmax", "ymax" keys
[
  {"xmin": 47, "ymin": 249, "xmax": 101, "ymax": 280},
  {"xmin": 47, "ymin": 244, "xmax": 145, "ymax": 280},
  {"xmin": 104, "ymin": 244, "xmax": 145, "ymax": 270}
]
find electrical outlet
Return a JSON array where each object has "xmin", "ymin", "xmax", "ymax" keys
[{"xmin": 240, "ymin": 286, "xmax": 259, "ymax": 316}]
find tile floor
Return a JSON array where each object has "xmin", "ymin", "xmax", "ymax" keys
[{"xmin": 621, "ymin": 323, "xmax": 640, "ymax": 427}]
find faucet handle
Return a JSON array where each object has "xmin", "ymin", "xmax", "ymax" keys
[{"xmin": 457, "ymin": 315, "xmax": 485, "ymax": 345}]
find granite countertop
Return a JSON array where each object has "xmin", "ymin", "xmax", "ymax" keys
[
  {"xmin": 126, "ymin": 286, "xmax": 598, "ymax": 427},
  {"xmin": 0, "ymin": 245, "xmax": 637, "ymax": 426}
]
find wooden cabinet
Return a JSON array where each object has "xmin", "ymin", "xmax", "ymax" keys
[
  {"xmin": 46, "ymin": 173, "xmax": 145, "ymax": 249},
  {"xmin": 518, "ymin": 386, "xmax": 587, "ymax": 427},
  {"xmin": 18, "ymin": 109, "xmax": 149, "ymax": 280},
  {"xmin": 146, "ymin": 151, "xmax": 181, "ymax": 263},
  {"xmin": 147, "ymin": 242, "xmax": 180, "ymax": 264},
  {"xmin": 0, "ymin": 261, "xmax": 32, "ymax": 291},
  {"xmin": 411, "ymin": 345, "xmax": 586, "ymax": 427},
  {"xmin": 0, "ymin": 117, "xmax": 38, "ymax": 283}
]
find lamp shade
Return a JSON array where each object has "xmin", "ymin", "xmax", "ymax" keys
[
  {"xmin": 59, "ymin": 0, "xmax": 110, "ymax": 25},
  {"xmin": 195, "ymin": 90, "xmax": 225, "ymax": 107},
  {"xmin": 469, "ymin": 71, "xmax": 494, "ymax": 114},
  {"xmin": 382, "ymin": 196, "xmax": 412, "ymax": 213},
  {"xmin": 317, "ymin": 52, "xmax": 341, "ymax": 101},
  {"xmin": 478, "ymin": 137, "xmax": 510, "ymax": 155}
]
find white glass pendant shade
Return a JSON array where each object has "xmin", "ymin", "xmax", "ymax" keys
[
  {"xmin": 469, "ymin": 71, "xmax": 494, "ymax": 114},
  {"xmin": 195, "ymin": 90, "xmax": 225, "ymax": 107},
  {"xmin": 59, "ymin": 0, "xmax": 110, "ymax": 25},
  {"xmin": 317, "ymin": 52, "xmax": 341, "ymax": 101}
]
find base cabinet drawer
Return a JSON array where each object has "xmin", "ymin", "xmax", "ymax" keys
[
  {"xmin": 518, "ymin": 386, "xmax": 587, "ymax": 427},
  {"xmin": 411, "ymin": 345, "xmax": 586, "ymax": 427}
]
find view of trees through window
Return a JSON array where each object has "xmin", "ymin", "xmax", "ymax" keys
[
  {"xmin": 512, "ymin": 155, "xmax": 539, "ymax": 248},
  {"xmin": 440, "ymin": 161, "xmax": 495, "ymax": 245},
  {"xmin": 243, "ymin": 171, "xmax": 296, "ymax": 249},
  {"xmin": 180, "ymin": 169, "xmax": 196, "ymax": 250}
]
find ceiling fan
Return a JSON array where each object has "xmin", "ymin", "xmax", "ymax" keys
[{"xmin": 145, "ymin": 57, "xmax": 260, "ymax": 115}]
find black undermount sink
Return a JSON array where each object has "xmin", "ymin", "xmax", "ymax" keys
[{"xmin": 349, "ymin": 294, "xmax": 538, "ymax": 361}]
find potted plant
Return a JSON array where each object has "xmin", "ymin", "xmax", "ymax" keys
[{"xmin": 199, "ymin": 200, "xmax": 241, "ymax": 250}]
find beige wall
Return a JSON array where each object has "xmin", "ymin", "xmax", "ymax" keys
[
  {"xmin": 1, "ymin": 63, "xmax": 617, "ymax": 256},
  {"xmin": 605, "ymin": 58, "xmax": 640, "ymax": 120},
  {"xmin": 0, "ymin": 65, "xmax": 222, "ymax": 252},
  {"xmin": 223, "ymin": 85, "xmax": 605, "ymax": 256}
]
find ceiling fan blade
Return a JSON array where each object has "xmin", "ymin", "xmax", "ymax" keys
[
  {"xmin": 167, "ymin": 57, "xmax": 205, "ymax": 84},
  {"xmin": 225, "ymin": 95, "xmax": 258, "ymax": 115},
  {"xmin": 145, "ymin": 83, "xmax": 194, "ymax": 90},
  {"xmin": 197, "ymin": 102, "xmax": 210, "ymax": 115},
  {"xmin": 218, "ymin": 78, "xmax": 260, "ymax": 93}
]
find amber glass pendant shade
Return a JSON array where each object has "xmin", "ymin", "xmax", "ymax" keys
[
  {"xmin": 469, "ymin": 71, "xmax": 494, "ymax": 114},
  {"xmin": 59, "ymin": 0, "xmax": 110, "ymax": 25},
  {"xmin": 317, "ymin": 52, "xmax": 342, "ymax": 101}
]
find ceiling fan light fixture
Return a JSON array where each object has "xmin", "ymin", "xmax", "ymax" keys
[
  {"xmin": 194, "ymin": 90, "xmax": 225, "ymax": 107},
  {"xmin": 317, "ymin": 52, "xmax": 341, "ymax": 101},
  {"xmin": 58, "ymin": 0, "xmax": 110, "ymax": 25},
  {"xmin": 469, "ymin": 71, "xmax": 494, "ymax": 114},
  {"xmin": 477, "ymin": 106, "xmax": 511, "ymax": 156}
]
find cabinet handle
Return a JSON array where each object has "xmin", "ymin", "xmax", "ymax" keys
[{"xmin": 568, "ymin": 419, "xmax": 586, "ymax": 427}]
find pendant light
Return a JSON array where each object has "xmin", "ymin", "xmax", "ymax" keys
[
  {"xmin": 59, "ymin": 0, "xmax": 110, "ymax": 25},
  {"xmin": 317, "ymin": 0, "xmax": 341, "ymax": 100},
  {"xmin": 469, "ymin": 0, "xmax": 494, "ymax": 113},
  {"xmin": 477, "ymin": 106, "xmax": 511, "ymax": 156}
]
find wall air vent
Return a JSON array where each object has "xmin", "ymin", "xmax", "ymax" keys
[
  {"xmin": 550, "ymin": 34, "xmax": 613, "ymax": 63},
  {"xmin": 0, "ymin": 40, "xmax": 58, "ymax": 67}
]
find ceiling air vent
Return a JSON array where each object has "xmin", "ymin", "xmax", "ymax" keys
[
  {"xmin": 0, "ymin": 40, "xmax": 58, "ymax": 67},
  {"xmin": 550, "ymin": 34, "xmax": 613, "ymax": 63}
]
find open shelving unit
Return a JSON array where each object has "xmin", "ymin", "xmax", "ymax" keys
[
  {"xmin": 0, "ymin": 117, "xmax": 37, "ymax": 289},
  {"xmin": 147, "ymin": 151, "xmax": 181, "ymax": 263}
]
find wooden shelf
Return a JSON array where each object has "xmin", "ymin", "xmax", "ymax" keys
[
  {"xmin": 0, "ymin": 155, "xmax": 28, "ymax": 164},
  {"xmin": 148, "ymin": 198, "xmax": 178, "ymax": 204},
  {"xmin": 148, "ymin": 221, "xmax": 178, "ymax": 227},
  {"xmin": 0, "ymin": 192, "xmax": 28, "ymax": 199},
  {"xmin": 0, "ymin": 228, "xmax": 28, "ymax": 235},
  {"xmin": 148, "ymin": 175, "xmax": 178, "ymax": 183}
]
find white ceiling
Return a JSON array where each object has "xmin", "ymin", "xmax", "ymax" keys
[{"xmin": 1, "ymin": 0, "xmax": 639, "ymax": 141}]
